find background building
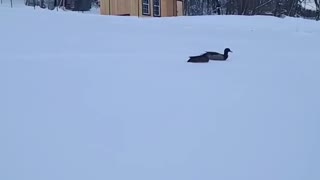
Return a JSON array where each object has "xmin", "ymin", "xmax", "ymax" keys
[{"xmin": 100, "ymin": 0, "xmax": 183, "ymax": 17}]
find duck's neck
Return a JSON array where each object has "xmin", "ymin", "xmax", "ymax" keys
[{"xmin": 224, "ymin": 52, "xmax": 229, "ymax": 59}]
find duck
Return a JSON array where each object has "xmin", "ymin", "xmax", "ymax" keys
[{"xmin": 187, "ymin": 48, "xmax": 232, "ymax": 63}]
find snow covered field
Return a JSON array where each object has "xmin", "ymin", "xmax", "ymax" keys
[{"xmin": 1, "ymin": 5, "xmax": 320, "ymax": 180}]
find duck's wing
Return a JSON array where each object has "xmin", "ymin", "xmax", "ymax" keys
[
  {"xmin": 189, "ymin": 53, "xmax": 207, "ymax": 58},
  {"xmin": 205, "ymin": 52, "xmax": 225, "ymax": 60},
  {"xmin": 205, "ymin": 51, "xmax": 220, "ymax": 55}
]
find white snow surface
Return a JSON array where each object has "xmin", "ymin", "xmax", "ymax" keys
[{"xmin": 1, "ymin": 6, "xmax": 320, "ymax": 180}]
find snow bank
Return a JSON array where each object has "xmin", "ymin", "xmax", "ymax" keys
[{"xmin": 1, "ymin": 6, "xmax": 320, "ymax": 180}]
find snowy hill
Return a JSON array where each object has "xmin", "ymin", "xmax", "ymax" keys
[{"xmin": 1, "ymin": 6, "xmax": 320, "ymax": 180}]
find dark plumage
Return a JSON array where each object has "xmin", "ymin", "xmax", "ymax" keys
[{"xmin": 187, "ymin": 48, "xmax": 232, "ymax": 63}]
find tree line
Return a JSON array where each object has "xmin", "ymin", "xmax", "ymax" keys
[{"xmin": 183, "ymin": 0, "xmax": 320, "ymax": 20}]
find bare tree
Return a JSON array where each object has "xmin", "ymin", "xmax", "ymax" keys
[
  {"xmin": 315, "ymin": 0, "xmax": 320, "ymax": 20},
  {"xmin": 226, "ymin": 0, "xmax": 237, "ymax": 14}
]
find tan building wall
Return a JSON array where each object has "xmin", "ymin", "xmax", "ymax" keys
[{"xmin": 100, "ymin": 0, "xmax": 183, "ymax": 17}]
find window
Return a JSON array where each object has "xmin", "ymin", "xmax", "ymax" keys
[
  {"xmin": 142, "ymin": 0, "xmax": 150, "ymax": 15},
  {"xmin": 153, "ymin": 0, "xmax": 161, "ymax": 17}
]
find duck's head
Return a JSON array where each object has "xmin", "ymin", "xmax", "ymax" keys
[{"xmin": 224, "ymin": 48, "xmax": 232, "ymax": 53}]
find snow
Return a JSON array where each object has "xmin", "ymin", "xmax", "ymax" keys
[{"xmin": 1, "ymin": 5, "xmax": 320, "ymax": 180}]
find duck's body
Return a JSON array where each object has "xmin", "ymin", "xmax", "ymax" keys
[{"xmin": 187, "ymin": 48, "xmax": 232, "ymax": 63}]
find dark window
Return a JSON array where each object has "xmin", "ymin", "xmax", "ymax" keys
[
  {"xmin": 142, "ymin": 0, "xmax": 150, "ymax": 15},
  {"xmin": 153, "ymin": 0, "xmax": 161, "ymax": 17}
]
